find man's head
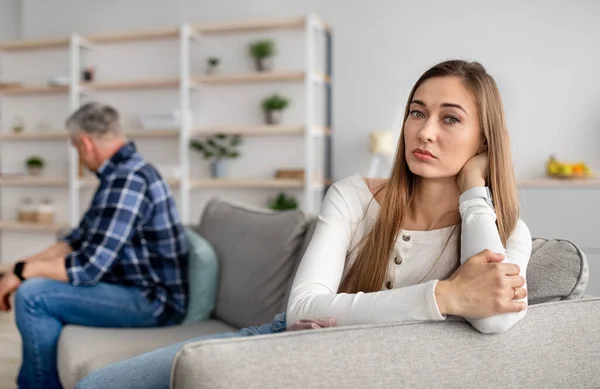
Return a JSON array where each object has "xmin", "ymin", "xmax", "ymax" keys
[{"xmin": 65, "ymin": 102, "xmax": 127, "ymax": 172}]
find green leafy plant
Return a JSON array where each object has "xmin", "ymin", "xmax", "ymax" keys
[
  {"xmin": 25, "ymin": 156, "xmax": 44, "ymax": 168},
  {"xmin": 262, "ymin": 94, "xmax": 290, "ymax": 111},
  {"xmin": 249, "ymin": 40, "xmax": 275, "ymax": 59},
  {"xmin": 207, "ymin": 57, "xmax": 220, "ymax": 67},
  {"xmin": 268, "ymin": 192, "xmax": 298, "ymax": 211},
  {"xmin": 190, "ymin": 134, "xmax": 242, "ymax": 160}
]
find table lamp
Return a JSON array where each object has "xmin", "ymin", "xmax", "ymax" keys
[{"xmin": 367, "ymin": 130, "xmax": 396, "ymax": 177}]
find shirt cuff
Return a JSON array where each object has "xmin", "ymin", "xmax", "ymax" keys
[
  {"xmin": 65, "ymin": 252, "xmax": 81, "ymax": 285},
  {"xmin": 428, "ymin": 280, "xmax": 446, "ymax": 321},
  {"xmin": 459, "ymin": 186, "xmax": 489, "ymax": 203}
]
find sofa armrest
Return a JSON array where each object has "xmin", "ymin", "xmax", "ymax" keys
[{"xmin": 171, "ymin": 298, "xmax": 600, "ymax": 389}]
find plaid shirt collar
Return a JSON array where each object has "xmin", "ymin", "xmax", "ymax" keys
[{"xmin": 96, "ymin": 142, "xmax": 137, "ymax": 179}]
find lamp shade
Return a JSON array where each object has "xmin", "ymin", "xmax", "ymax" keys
[{"xmin": 369, "ymin": 131, "xmax": 396, "ymax": 156}]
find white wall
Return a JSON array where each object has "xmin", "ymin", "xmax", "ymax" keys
[
  {"xmin": 8, "ymin": 0, "xmax": 600, "ymax": 294},
  {"xmin": 0, "ymin": 0, "xmax": 20, "ymax": 41},
  {"xmin": 20, "ymin": 0, "xmax": 600, "ymax": 180}
]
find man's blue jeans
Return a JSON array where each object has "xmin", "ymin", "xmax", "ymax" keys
[
  {"xmin": 75, "ymin": 312, "xmax": 288, "ymax": 389},
  {"xmin": 14, "ymin": 278, "xmax": 167, "ymax": 389}
]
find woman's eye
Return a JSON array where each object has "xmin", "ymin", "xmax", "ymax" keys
[
  {"xmin": 410, "ymin": 110, "xmax": 425, "ymax": 119},
  {"xmin": 443, "ymin": 116, "xmax": 459, "ymax": 124}
]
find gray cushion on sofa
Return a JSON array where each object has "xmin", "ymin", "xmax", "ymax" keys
[
  {"xmin": 198, "ymin": 198, "xmax": 309, "ymax": 328},
  {"xmin": 527, "ymin": 237, "xmax": 588, "ymax": 304}
]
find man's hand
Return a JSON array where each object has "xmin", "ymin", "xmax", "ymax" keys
[{"xmin": 0, "ymin": 273, "xmax": 21, "ymax": 311}]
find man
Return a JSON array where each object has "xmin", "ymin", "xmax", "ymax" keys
[{"xmin": 0, "ymin": 102, "xmax": 189, "ymax": 389}]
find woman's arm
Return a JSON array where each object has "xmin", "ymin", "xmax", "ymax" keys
[
  {"xmin": 286, "ymin": 182, "xmax": 446, "ymax": 327},
  {"xmin": 459, "ymin": 188, "xmax": 532, "ymax": 333}
]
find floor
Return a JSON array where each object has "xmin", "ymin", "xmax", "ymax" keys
[{"xmin": 0, "ymin": 306, "xmax": 20, "ymax": 389}]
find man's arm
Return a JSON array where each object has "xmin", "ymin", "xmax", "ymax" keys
[
  {"xmin": 22, "ymin": 256, "xmax": 69, "ymax": 281},
  {"xmin": 25, "ymin": 242, "xmax": 73, "ymax": 264}
]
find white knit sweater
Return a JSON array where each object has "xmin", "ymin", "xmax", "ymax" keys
[{"xmin": 287, "ymin": 173, "xmax": 532, "ymax": 334}]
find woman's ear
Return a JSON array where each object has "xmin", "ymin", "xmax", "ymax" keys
[{"xmin": 477, "ymin": 139, "xmax": 488, "ymax": 154}]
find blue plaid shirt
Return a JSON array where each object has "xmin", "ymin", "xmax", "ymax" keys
[{"xmin": 63, "ymin": 142, "xmax": 189, "ymax": 324}]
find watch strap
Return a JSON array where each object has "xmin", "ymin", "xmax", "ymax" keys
[{"xmin": 13, "ymin": 261, "xmax": 26, "ymax": 281}]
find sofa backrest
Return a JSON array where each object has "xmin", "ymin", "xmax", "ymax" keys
[{"xmin": 195, "ymin": 198, "xmax": 589, "ymax": 329}]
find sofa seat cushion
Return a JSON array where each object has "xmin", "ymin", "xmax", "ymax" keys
[{"xmin": 57, "ymin": 320, "xmax": 236, "ymax": 389}]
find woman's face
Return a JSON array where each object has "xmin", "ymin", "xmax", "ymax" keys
[{"xmin": 404, "ymin": 76, "xmax": 485, "ymax": 180}]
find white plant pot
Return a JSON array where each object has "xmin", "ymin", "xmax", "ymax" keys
[
  {"xmin": 210, "ymin": 159, "xmax": 228, "ymax": 179},
  {"xmin": 27, "ymin": 166, "xmax": 43, "ymax": 176}
]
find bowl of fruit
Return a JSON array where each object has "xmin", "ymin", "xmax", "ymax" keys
[{"xmin": 546, "ymin": 155, "xmax": 595, "ymax": 179}]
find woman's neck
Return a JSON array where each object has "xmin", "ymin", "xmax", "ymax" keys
[{"xmin": 404, "ymin": 177, "xmax": 461, "ymax": 231}]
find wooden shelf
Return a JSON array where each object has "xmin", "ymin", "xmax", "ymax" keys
[
  {"xmin": 519, "ymin": 178, "xmax": 600, "ymax": 188},
  {"xmin": 0, "ymin": 85, "xmax": 69, "ymax": 96},
  {"xmin": 0, "ymin": 220, "xmax": 67, "ymax": 233},
  {"xmin": 190, "ymin": 178, "xmax": 304, "ymax": 189},
  {"xmin": 0, "ymin": 131, "xmax": 68, "ymax": 141},
  {"xmin": 192, "ymin": 125, "xmax": 330, "ymax": 136},
  {"xmin": 0, "ymin": 37, "xmax": 70, "ymax": 52},
  {"xmin": 314, "ymin": 125, "xmax": 331, "ymax": 136},
  {"xmin": 0, "ymin": 177, "xmax": 69, "ymax": 187},
  {"xmin": 193, "ymin": 125, "xmax": 304, "ymax": 136},
  {"xmin": 195, "ymin": 71, "xmax": 306, "ymax": 85},
  {"xmin": 81, "ymin": 78, "xmax": 179, "ymax": 92},
  {"xmin": 195, "ymin": 17, "xmax": 305, "ymax": 34},
  {"xmin": 86, "ymin": 28, "xmax": 180, "ymax": 44},
  {"xmin": 126, "ymin": 129, "xmax": 179, "ymax": 139}
]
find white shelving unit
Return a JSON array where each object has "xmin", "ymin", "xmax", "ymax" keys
[{"xmin": 0, "ymin": 15, "xmax": 332, "ymax": 263}]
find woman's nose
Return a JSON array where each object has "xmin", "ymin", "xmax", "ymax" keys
[{"xmin": 417, "ymin": 118, "xmax": 437, "ymax": 143}]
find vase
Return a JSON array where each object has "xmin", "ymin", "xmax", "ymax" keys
[
  {"xmin": 264, "ymin": 110, "xmax": 283, "ymax": 125},
  {"xmin": 27, "ymin": 166, "xmax": 43, "ymax": 176},
  {"xmin": 211, "ymin": 159, "xmax": 228, "ymax": 179},
  {"xmin": 253, "ymin": 57, "xmax": 273, "ymax": 72}
]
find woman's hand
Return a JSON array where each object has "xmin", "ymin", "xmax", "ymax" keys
[
  {"xmin": 435, "ymin": 249, "xmax": 527, "ymax": 318},
  {"xmin": 457, "ymin": 151, "xmax": 489, "ymax": 193},
  {"xmin": 286, "ymin": 318, "xmax": 337, "ymax": 332}
]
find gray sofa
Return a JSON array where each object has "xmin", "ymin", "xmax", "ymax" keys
[{"xmin": 58, "ymin": 198, "xmax": 598, "ymax": 389}]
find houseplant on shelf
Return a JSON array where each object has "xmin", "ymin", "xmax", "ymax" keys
[
  {"xmin": 206, "ymin": 57, "xmax": 220, "ymax": 75},
  {"xmin": 268, "ymin": 192, "xmax": 299, "ymax": 211},
  {"xmin": 25, "ymin": 156, "xmax": 45, "ymax": 176},
  {"xmin": 249, "ymin": 39, "xmax": 275, "ymax": 72},
  {"xmin": 190, "ymin": 134, "xmax": 242, "ymax": 179},
  {"xmin": 262, "ymin": 94, "xmax": 290, "ymax": 125}
]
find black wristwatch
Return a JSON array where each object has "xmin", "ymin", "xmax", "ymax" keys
[{"xmin": 13, "ymin": 261, "xmax": 26, "ymax": 281}]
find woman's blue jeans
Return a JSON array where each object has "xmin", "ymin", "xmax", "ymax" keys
[{"xmin": 75, "ymin": 312, "xmax": 288, "ymax": 389}]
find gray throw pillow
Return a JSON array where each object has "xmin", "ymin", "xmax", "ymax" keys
[
  {"xmin": 527, "ymin": 237, "xmax": 589, "ymax": 305},
  {"xmin": 198, "ymin": 198, "xmax": 309, "ymax": 328}
]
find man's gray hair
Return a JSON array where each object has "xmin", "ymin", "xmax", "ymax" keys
[{"xmin": 65, "ymin": 102, "xmax": 122, "ymax": 136}]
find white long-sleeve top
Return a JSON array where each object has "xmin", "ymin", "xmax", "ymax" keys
[{"xmin": 286, "ymin": 173, "xmax": 532, "ymax": 334}]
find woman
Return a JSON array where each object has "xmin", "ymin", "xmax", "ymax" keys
[{"xmin": 76, "ymin": 59, "xmax": 531, "ymax": 389}]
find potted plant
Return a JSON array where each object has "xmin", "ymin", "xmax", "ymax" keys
[
  {"xmin": 190, "ymin": 134, "xmax": 242, "ymax": 178},
  {"xmin": 268, "ymin": 192, "xmax": 299, "ymax": 211},
  {"xmin": 25, "ymin": 156, "xmax": 45, "ymax": 176},
  {"xmin": 12, "ymin": 117, "xmax": 24, "ymax": 133},
  {"xmin": 262, "ymin": 94, "xmax": 290, "ymax": 125},
  {"xmin": 249, "ymin": 40, "xmax": 275, "ymax": 72},
  {"xmin": 206, "ymin": 57, "xmax": 220, "ymax": 75}
]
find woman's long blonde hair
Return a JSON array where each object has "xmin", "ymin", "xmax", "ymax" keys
[{"xmin": 338, "ymin": 60, "xmax": 519, "ymax": 294}]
